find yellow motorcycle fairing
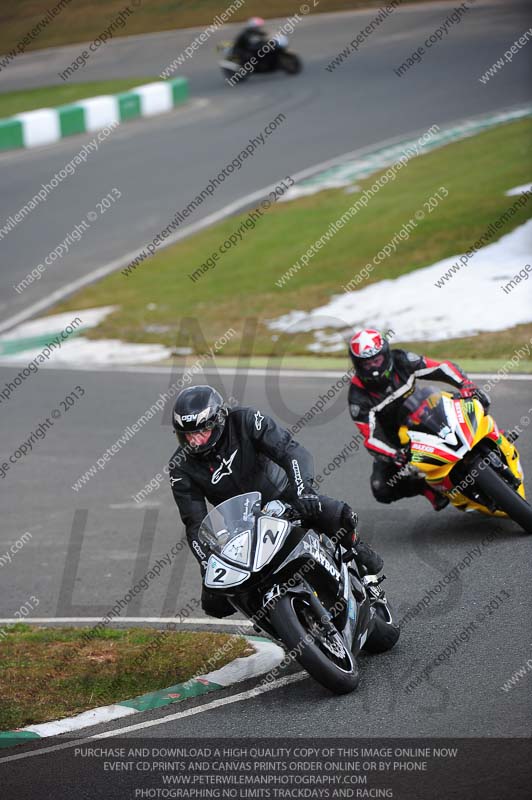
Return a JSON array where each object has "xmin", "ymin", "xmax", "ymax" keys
[{"xmin": 401, "ymin": 394, "xmax": 526, "ymax": 516}]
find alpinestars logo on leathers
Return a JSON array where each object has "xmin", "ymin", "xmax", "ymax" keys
[{"xmin": 212, "ymin": 449, "xmax": 238, "ymax": 484}]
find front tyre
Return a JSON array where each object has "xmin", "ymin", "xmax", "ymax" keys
[
  {"xmin": 222, "ymin": 67, "xmax": 249, "ymax": 83},
  {"xmin": 270, "ymin": 594, "xmax": 359, "ymax": 694},
  {"xmin": 474, "ymin": 464, "xmax": 532, "ymax": 534},
  {"xmin": 279, "ymin": 52, "xmax": 302, "ymax": 74},
  {"xmin": 364, "ymin": 602, "xmax": 400, "ymax": 654}
]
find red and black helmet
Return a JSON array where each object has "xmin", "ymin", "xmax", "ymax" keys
[
  {"xmin": 348, "ymin": 329, "xmax": 393, "ymax": 387},
  {"xmin": 246, "ymin": 16, "xmax": 266, "ymax": 30}
]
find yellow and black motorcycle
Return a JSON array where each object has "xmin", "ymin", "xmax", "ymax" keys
[{"xmin": 397, "ymin": 386, "xmax": 532, "ymax": 533}]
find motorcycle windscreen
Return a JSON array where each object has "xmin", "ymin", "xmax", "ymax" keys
[
  {"xmin": 198, "ymin": 491, "xmax": 262, "ymax": 552},
  {"xmin": 402, "ymin": 387, "xmax": 454, "ymax": 435}
]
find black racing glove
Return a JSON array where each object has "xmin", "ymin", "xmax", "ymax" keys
[
  {"xmin": 294, "ymin": 488, "xmax": 322, "ymax": 518},
  {"xmin": 472, "ymin": 388, "xmax": 490, "ymax": 410},
  {"xmin": 459, "ymin": 381, "xmax": 490, "ymax": 410},
  {"xmin": 459, "ymin": 379, "xmax": 478, "ymax": 399},
  {"xmin": 393, "ymin": 443, "xmax": 411, "ymax": 468}
]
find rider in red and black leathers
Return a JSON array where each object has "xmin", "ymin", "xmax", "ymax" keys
[
  {"xmin": 170, "ymin": 385, "xmax": 383, "ymax": 617},
  {"xmin": 347, "ymin": 329, "xmax": 490, "ymax": 509}
]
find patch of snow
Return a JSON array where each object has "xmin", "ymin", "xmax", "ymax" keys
[
  {"xmin": 2, "ymin": 337, "xmax": 172, "ymax": 365},
  {"xmin": 268, "ymin": 219, "xmax": 532, "ymax": 349},
  {"xmin": 0, "ymin": 306, "xmax": 172, "ymax": 364},
  {"xmin": 506, "ymin": 182, "xmax": 532, "ymax": 196},
  {"xmin": 0, "ymin": 306, "xmax": 116, "ymax": 341}
]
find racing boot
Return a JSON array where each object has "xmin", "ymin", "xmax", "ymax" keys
[
  {"xmin": 338, "ymin": 507, "xmax": 384, "ymax": 575},
  {"xmin": 423, "ymin": 486, "xmax": 449, "ymax": 511}
]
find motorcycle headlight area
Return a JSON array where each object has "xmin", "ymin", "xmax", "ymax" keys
[
  {"xmin": 204, "ymin": 529, "xmax": 253, "ymax": 588},
  {"xmin": 204, "ymin": 517, "xmax": 289, "ymax": 588},
  {"xmin": 205, "ymin": 555, "xmax": 250, "ymax": 588},
  {"xmin": 410, "ymin": 397, "xmax": 474, "ymax": 458}
]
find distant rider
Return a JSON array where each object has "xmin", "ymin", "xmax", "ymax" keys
[
  {"xmin": 232, "ymin": 17, "xmax": 270, "ymax": 64},
  {"xmin": 347, "ymin": 329, "xmax": 490, "ymax": 510},
  {"xmin": 170, "ymin": 385, "xmax": 383, "ymax": 617}
]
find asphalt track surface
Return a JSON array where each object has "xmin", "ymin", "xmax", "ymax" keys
[
  {"xmin": 1, "ymin": 0, "xmax": 532, "ymax": 793},
  {"xmin": 1, "ymin": 367, "xmax": 531, "ymax": 740},
  {"xmin": 0, "ymin": 0, "xmax": 531, "ymax": 323}
]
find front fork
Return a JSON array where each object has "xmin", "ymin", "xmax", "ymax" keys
[{"xmin": 261, "ymin": 578, "xmax": 348, "ymax": 645}]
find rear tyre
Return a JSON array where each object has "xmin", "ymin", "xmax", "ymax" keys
[
  {"xmin": 474, "ymin": 464, "xmax": 532, "ymax": 534},
  {"xmin": 279, "ymin": 52, "xmax": 302, "ymax": 74},
  {"xmin": 364, "ymin": 602, "xmax": 400, "ymax": 654},
  {"xmin": 270, "ymin": 594, "xmax": 359, "ymax": 694}
]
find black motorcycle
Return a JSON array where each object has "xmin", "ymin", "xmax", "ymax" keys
[
  {"xmin": 218, "ymin": 34, "xmax": 302, "ymax": 83},
  {"xmin": 199, "ymin": 492, "xmax": 399, "ymax": 694}
]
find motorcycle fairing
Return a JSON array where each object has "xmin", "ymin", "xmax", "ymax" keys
[
  {"xmin": 407, "ymin": 395, "xmax": 483, "ymax": 475},
  {"xmin": 253, "ymin": 516, "xmax": 290, "ymax": 571},
  {"xmin": 206, "ymin": 513, "xmax": 290, "ymax": 586},
  {"xmin": 402, "ymin": 393, "xmax": 526, "ymax": 514},
  {"xmin": 204, "ymin": 556, "xmax": 250, "ymax": 589},
  {"xmin": 273, "ymin": 531, "xmax": 341, "ymax": 583}
]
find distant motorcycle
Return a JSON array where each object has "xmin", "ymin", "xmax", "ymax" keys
[
  {"xmin": 391, "ymin": 385, "xmax": 532, "ymax": 533},
  {"xmin": 218, "ymin": 34, "xmax": 302, "ymax": 83},
  {"xmin": 199, "ymin": 491, "xmax": 399, "ymax": 694}
]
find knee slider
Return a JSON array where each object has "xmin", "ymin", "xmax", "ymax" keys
[
  {"xmin": 340, "ymin": 503, "xmax": 358, "ymax": 533},
  {"xmin": 371, "ymin": 478, "xmax": 393, "ymax": 503}
]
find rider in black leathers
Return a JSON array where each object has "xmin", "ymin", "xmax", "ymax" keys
[
  {"xmin": 232, "ymin": 17, "xmax": 269, "ymax": 65},
  {"xmin": 170, "ymin": 385, "xmax": 383, "ymax": 617}
]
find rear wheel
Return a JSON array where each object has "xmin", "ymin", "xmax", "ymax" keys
[
  {"xmin": 270, "ymin": 594, "xmax": 359, "ymax": 694},
  {"xmin": 364, "ymin": 602, "xmax": 400, "ymax": 654},
  {"xmin": 474, "ymin": 464, "xmax": 532, "ymax": 534}
]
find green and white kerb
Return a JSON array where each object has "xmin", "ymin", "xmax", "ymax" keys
[{"xmin": 0, "ymin": 77, "xmax": 188, "ymax": 151}]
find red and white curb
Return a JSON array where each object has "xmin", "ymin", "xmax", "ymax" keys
[{"xmin": 0, "ymin": 636, "xmax": 283, "ymax": 748}]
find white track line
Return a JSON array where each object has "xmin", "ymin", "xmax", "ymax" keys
[
  {"xmin": 0, "ymin": 674, "xmax": 305, "ymax": 764},
  {"xmin": 0, "ymin": 617, "xmax": 252, "ymax": 626},
  {"xmin": 1, "ymin": 361, "xmax": 531, "ymax": 380},
  {"xmin": 2, "ymin": 107, "xmax": 526, "ymax": 335}
]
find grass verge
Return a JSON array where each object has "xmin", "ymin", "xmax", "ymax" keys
[
  {"xmin": 0, "ymin": 624, "xmax": 250, "ymax": 730},
  {"xmin": 51, "ymin": 119, "xmax": 532, "ymax": 363},
  {"xmin": 1, "ymin": 1, "xmax": 444, "ymax": 55},
  {"xmin": 0, "ymin": 78, "xmax": 155, "ymax": 118}
]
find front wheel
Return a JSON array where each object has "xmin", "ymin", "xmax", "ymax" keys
[
  {"xmin": 270, "ymin": 594, "xmax": 359, "ymax": 694},
  {"xmin": 364, "ymin": 602, "xmax": 400, "ymax": 654},
  {"xmin": 222, "ymin": 66, "xmax": 248, "ymax": 83},
  {"xmin": 474, "ymin": 464, "xmax": 532, "ymax": 534},
  {"xmin": 279, "ymin": 52, "xmax": 302, "ymax": 74}
]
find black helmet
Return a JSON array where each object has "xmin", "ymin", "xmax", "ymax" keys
[
  {"xmin": 349, "ymin": 328, "xmax": 393, "ymax": 388},
  {"xmin": 172, "ymin": 385, "xmax": 227, "ymax": 454}
]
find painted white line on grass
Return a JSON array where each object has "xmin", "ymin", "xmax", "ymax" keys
[{"xmin": 0, "ymin": 674, "xmax": 305, "ymax": 764}]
